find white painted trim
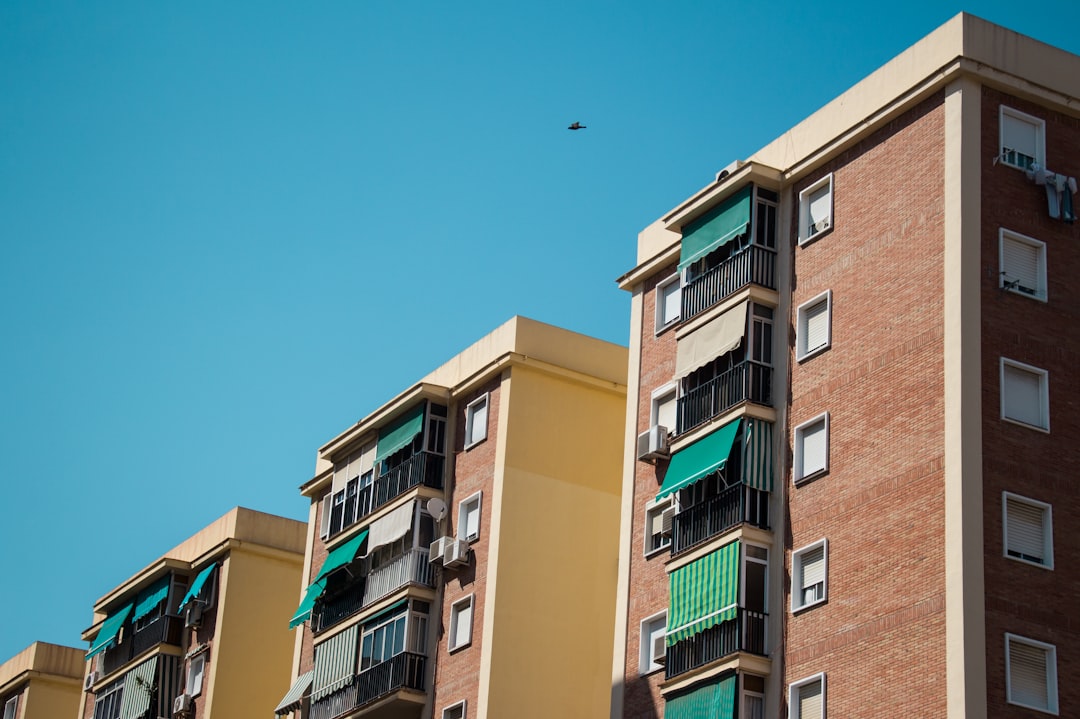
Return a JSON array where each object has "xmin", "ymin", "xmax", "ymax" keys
[
  {"xmin": 798, "ymin": 174, "xmax": 834, "ymax": 245},
  {"xmin": 655, "ymin": 273, "xmax": 681, "ymax": 333},
  {"xmin": 464, "ymin": 393, "xmax": 490, "ymax": 449},
  {"xmin": 441, "ymin": 700, "xmax": 467, "ymax": 719},
  {"xmin": 1005, "ymin": 633, "xmax": 1058, "ymax": 715},
  {"xmin": 448, "ymin": 594, "xmax": 475, "ymax": 652},
  {"xmin": 788, "ymin": 672, "xmax": 826, "ymax": 719},
  {"xmin": 791, "ymin": 538, "xmax": 829, "ymax": 613},
  {"xmin": 999, "ymin": 105, "xmax": 1046, "ymax": 170},
  {"xmin": 642, "ymin": 496, "xmax": 673, "ymax": 558},
  {"xmin": 457, "ymin": 491, "xmax": 483, "ymax": 544},
  {"xmin": 793, "ymin": 412, "xmax": 830, "ymax": 483},
  {"xmin": 998, "ymin": 228, "xmax": 1047, "ymax": 302},
  {"xmin": 638, "ymin": 610, "xmax": 667, "ymax": 676},
  {"xmin": 796, "ymin": 290, "xmax": 833, "ymax": 361},
  {"xmin": 1002, "ymin": 491, "xmax": 1054, "ymax": 571},
  {"xmin": 999, "ymin": 357, "xmax": 1050, "ymax": 433}
]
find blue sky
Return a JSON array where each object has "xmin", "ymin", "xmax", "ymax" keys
[{"xmin": 1, "ymin": 1, "xmax": 1077, "ymax": 662}]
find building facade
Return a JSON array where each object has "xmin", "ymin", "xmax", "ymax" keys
[
  {"xmin": 612, "ymin": 14, "xmax": 1079, "ymax": 719},
  {"xmin": 0, "ymin": 642, "xmax": 83, "ymax": 719},
  {"xmin": 279, "ymin": 316, "xmax": 628, "ymax": 719},
  {"xmin": 79, "ymin": 507, "xmax": 306, "ymax": 719}
]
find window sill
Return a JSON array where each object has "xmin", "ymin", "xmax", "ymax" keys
[
  {"xmin": 1001, "ymin": 416, "xmax": 1050, "ymax": 434},
  {"xmin": 464, "ymin": 437, "xmax": 487, "ymax": 451},
  {"xmin": 1004, "ymin": 553, "xmax": 1053, "ymax": 571},
  {"xmin": 796, "ymin": 344, "xmax": 830, "ymax": 363},
  {"xmin": 793, "ymin": 468, "xmax": 828, "ymax": 486},
  {"xmin": 798, "ymin": 226, "xmax": 832, "ymax": 247},
  {"xmin": 644, "ymin": 544, "xmax": 671, "ymax": 560},
  {"xmin": 655, "ymin": 319, "xmax": 680, "ymax": 337},
  {"xmin": 791, "ymin": 597, "xmax": 827, "ymax": 614}
]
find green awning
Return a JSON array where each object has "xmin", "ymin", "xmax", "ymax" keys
[
  {"xmin": 361, "ymin": 598, "xmax": 408, "ymax": 628},
  {"xmin": 656, "ymin": 419, "xmax": 742, "ymax": 501},
  {"xmin": 314, "ymin": 530, "xmax": 368, "ymax": 583},
  {"xmin": 86, "ymin": 603, "xmax": 133, "ymax": 659},
  {"xmin": 275, "ymin": 670, "xmax": 314, "ymax": 715},
  {"xmin": 131, "ymin": 577, "xmax": 169, "ymax": 623},
  {"xmin": 667, "ymin": 541, "xmax": 740, "ymax": 645},
  {"xmin": 177, "ymin": 564, "xmax": 217, "ymax": 613},
  {"xmin": 289, "ymin": 579, "xmax": 326, "ymax": 629},
  {"xmin": 375, "ymin": 404, "xmax": 425, "ymax": 464},
  {"xmin": 312, "ymin": 624, "xmax": 358, "ymax": 701},
  {"xmin": 118, "ymin": 656, "xmax": 158, "ymax": 719},
  {"xmin": 741, "ymin": 418, "xmax": 774, "ymax": 491},
  {"xmin": 664, "ymin": 675, "xmax": 736, "ymax": 719},
  {"xmin": 678, "ymin": 185, "xmax": 752, "ymax": 270}
]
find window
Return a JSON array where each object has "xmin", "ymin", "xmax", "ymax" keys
[
  {"xmin": 1006, "ymin": 634, "xmax": 1057, "ymax": 714},
  {"xmin": 1000, "ymin": 359, "xmax": 1049, "ymax": 431},
  {"xmin": 999, "ymin": 229, "xmax": 1047, "ymax": 300},
  {"xmin": 644, "ymin": 498, "xmax": 673, "ymax": 555},
  {"xmin": 186, "ymin": 653, "xmax": 206, "ymax": 696},
  {"xmin": 448, "ymin": 595, "xmax": 473, "ymax": 651},
  {"xmin": 3, "ymin": 697, "xmax": 17, "ymax": 719},
  {"xmin": 442, "ymin": 702, "xmax": 466, "ymax": 719},
  {"xmin": 92, "ymin": 679, "xmax": 124, "ymax": 719},
  {"xmin": 798, "ymin": 174, "xmax": 833, "ymax": 244},
  {"xmin": 1000, "ymin": 106, "xmax": 1045, "ymax": 171},
  {"xmin": 788, "ymin": 673, "xmax": 825, "ymax": 719},
  {"xmin": 743, "ymin": 543, "xmax": 768, "ymax": 614},
  {"xmin": 458, "ymin": 492, "xmax": 482, "ymax": 543},
  {"xmin": 360, "ymin": 607, "xmax": 408, "ymax": 671},
  {"xmin": 793, "ymin": 413, "xmax": 829, "ymax": 483},
  {"xmin": 656, "ymin": 273, "xmax": 681, "ymax": 331},
  {"xmin": 638, "ymin": 611, "xmax": 667, "ymax": 674},
  {"xmin": 464, "ymin": 394, "xmax": 489, "ymax": 448},
  {"xmin": 741, "ymin": 674, "xmax": 765, "ymax": 719},
  {"xmin": 1003, "ymin": 493, "xmax": 1053, "ymax": 569},
  {"xmin": 792, "ymin": 539, "xmax": 828, "ymax": 611},
  {"xmin": 797, "ymin": 291, "xmax": 832, "ymax": 361},
  {"xmin": 651, "ymin": 383, "xmax": 677, "ymax": 435}
]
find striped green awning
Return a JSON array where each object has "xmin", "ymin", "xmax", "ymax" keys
[
  {"xmin": 315, "ymin": 530, "xmax": 368, "ymax": 583},
  {"xmin": 117, "ymin": 656, "xmax": 158, "ymax": 719},
  {"xmin": 375, "ymin": 404, "xmax": 425, "ymax": 464},
  {"xmin": 290, "ymin": 579, "xmax": 325, "ymax": 630},
  {"xmin": 741, "ymin": 418, "xmax": 774, "ymax": 491},
  {"xmin": 656, "ymin": 419, "xmax": 742, "ymax": 501},
  {"xmin": 678, "ymin": 185, "xmax": 752, "ymax": 270},
  {"xmin": 664, "ymin": 674, "xmax": 736, "ymax": 719},
  {"xmin": 86, "ymin": 603, "xmax": 133, "ymax": 659},
  {"xmin": 177, "ymin": 564, "xmax": 216, "ymax": 613},
  {"xmin": 667, "ymin": 541, "xmax": 741, "ymax": 645},
  {"xmin": 132, "ymin": 577, "xmax": 170, "ymax": 623},
  {"xmin": 312, "ymin": 624, "xmax": 358, "ymax": 701},
  {"xmin": 275, "ymin": 670, "xmax": 314, "ymax": 715}
]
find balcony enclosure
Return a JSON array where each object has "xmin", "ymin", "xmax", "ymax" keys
[
  {"xmin": 680, "ymin": 185, "xmax": 778, "ymax": 323},
  {"xmin": 95, "ymin": 573, "xmax": 187, "ymax": 677}
]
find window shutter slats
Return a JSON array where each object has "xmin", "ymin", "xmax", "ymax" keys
[
  {"xmin": 800, "ymin": 422, "xmax": 827, "ymax": 477},
  {"xmin": 1003, "ymin": 238, "xmax": 1041, "ymax": 295},
  {"xmin": 1003, "ymin": 365, "xmax": 1043, "ymax": 427},
  {"xmin": 1006, "ymin": 499, "xmax": 1046, "ymax": 562},
  {"xmin": 803, "ymin": 301, "xmax": 829, "ymax": 354},
  {"xmin": 798, "ymin": 681, "xmax": 823, "ymax": 719},
  {"xmin": 801, "ymin": 546, "xmax": 825, "ymax": 589},
  {"xmin": 1003, "ymin": 115, "xmax": 1039, "ymax": 159},
  {"xmin": 1009, "ymin": 640, "xmax": 1049, "ymax": 710}
]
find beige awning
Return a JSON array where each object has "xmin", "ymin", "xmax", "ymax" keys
[
  {"xmin": 674, "ymin": 302, "xmax": 747, "ymax": 379},
  {"xmin": 365, "ymin": 500, "xmax": 415, "ymax": 555}
]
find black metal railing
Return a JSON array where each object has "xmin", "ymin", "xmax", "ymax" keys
[
  {"xmin": 677, "ymin": 361, "xmax": 772, "ymax": 435},
  {"xmin": 310, "ymin": 652, "xmax": 427, "ymax": 719},
  {"xmin": 664, "ymin": 609, "xmax": 767, "ymax": 680},
  {"xmin": 672, "ymin": 485, "xmax": 769, "ymax": 554},
  {"xmin": 100, "ymin": 616, "xmax": 182, "ymax": 676},
  {"xmin": 363, "ymin": 452, "xmax": 443, "ymax": 521},
  {"xmin": 682, "ymin": 245, "xmax": 777, "ymax": 322},
  {"xmin": 313, "ymin": 581, "xmax": 367, "ymax": 634}
]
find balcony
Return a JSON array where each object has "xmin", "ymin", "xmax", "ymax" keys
[
  {"xmin": 314, "ymin": 582, "xmax": 367, "ymax": 634},
  {"xmin": 672, "ymin": 485, "xmax": 769, "ymax": 555},
  {"xmin": 677, "ymin": 361, "xmax": 772, "ymax": 435},
  {"xmin": 682, "ymin": 245, "xmax": 777, "ymax": 323},
  {"xmin": 363, "ymin": 549, "xmax": 434, "ymax": 607},
  {"xmin": 310, "ymin": 652, "xmax": 426, "ymax": 719},
  {"xmin": 664, "ymin": 609, "xmax": 767, "ymax": 680},
  {"xmin": 100, "ymin": 615, "xmax": 182, "ymax": 676},
  {"xmin": 362, "ymin": 452, "xmax": 443, "ymax": 522}
]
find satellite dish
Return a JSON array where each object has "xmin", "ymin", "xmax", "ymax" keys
[{"xmin": 426, "ymin": 498, "xmax": 448, "ymax": 522}]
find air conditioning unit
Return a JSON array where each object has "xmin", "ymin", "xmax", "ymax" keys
[
  {"xmin": 652, "ymin": 633, "xmax": 667, "ymax": 665},
  {"xmin": 443, "ymin": 538, "xmax": 470, "ymax": 568},
  {"xmin": 660, "ymin": 505, "xmax": 676, "ymax": 538},
  {"xmin": 636, "ymin": 426, "xmax": 669, "ymax": 462},
  {"xmin": 84, "ymin": 671, "xmax": 99, "ymax": 691},
  {"xmin": 172, "ymin": 693, "xmax": 193, "ymax": 716},
  {"xmin": 429, "ymin": 537, "xmax": 450, "ymax": 565},
  {"xmin": 184, "ymin": 602, "xmax": 204, "ymax": 629}
]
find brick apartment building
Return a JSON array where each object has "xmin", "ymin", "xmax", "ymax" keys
[
  {"xmin": 79, "ymin": 507, "xmax": 306, "ymax": 719},
  {"xmin": 0, "ymin": 642, "xmax": 83, "ymax": 719},
  {"xmin": 611, "ymin": 13, "xmax": 1079, "ymax": 719},
  {"xmin": 277, "ymin": 316, "xmax": 627, "ymax": 719}
]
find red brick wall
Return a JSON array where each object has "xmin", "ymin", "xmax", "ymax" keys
[
  {"xmin": 785, "ymin": 93, "xmax": 948, "ymax": 717},
  {"xmin": 297, "ymin": 492, "xmax": 328, "ymax": 677},
  {"xmin": 979, "ymin": 86, "xmax": 1080, "ymax": 717}
]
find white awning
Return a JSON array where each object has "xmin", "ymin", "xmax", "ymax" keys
[
  {"xmin": 674, "ymin": 302, "xmax": 747, "ymax": 379},
  {"xmin": 365, "ymin": 500, "xmax": 415, "ymax": 555}
]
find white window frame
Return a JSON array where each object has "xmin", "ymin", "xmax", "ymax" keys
[
  {"xmin": 741, "ymin": 674, "xmax": 766, "ymax": 719},
  {"xmin": 793, "ymin": 412, "xmax": 830, "ymax": 484},
  {"xmin": 999, "ymin": 229, "xmax": 1047, "ymax": 301},
  {"xmin": 650, "ymin": 383, "xmax": 677, "ymax": 436},
  {"xmin": 448, "ymin": 595, "xmax": 474, "ymax": 651},
  {"xmin": 796, "ymin": 290, "xmax": 832, "ymax": 361},
  {"xmin": 441, "ymin": 700, "xmax": 467, "ymax": 719},
  {"xmin": 3, "ymin": 696, "xmax": 17, "ymax": 719},
  {"xmin": 186, "ymin": 653, "xmax": 206, "ymax": 696},
  {"xmin": 1000, "ymin": 358, "xmax": 1050, "ymax": 432},
  {"xmin": 458, "ymin": 491, "xmax": 482, "ymax": 543},
  {"xmin": 791, "ymin": 538, "xmax": 829, "ymax": 612},
  {"xmin": 788, "ymin": 673, "xmax": 826, "ymax": 719},
  {"xmin": 1005, "ymin": 633, "xmax": 1058, "ymax": 714},
  {"xmin": 464, "ymin": 393, "xmax": 489, "ymax": 448},
  {"xmin": 638, "ymin": 610, "xmax": 667, "ymax": 675},
  {"xmin": 1000, "ymin": 105, "xmax": 1046, "ymax": 171},
  {"xmin": 643, "ymin": 497, "xmax": 673, "ymax": 557},
  {"xmin": 798, "ymin": 174, "xmax": 833, "ymax": 245},
  {"xmin": 1002, "ymin": 492, "xmax": 1053, "ymax": 570},
  {"xmin": 655, "ymin": 273, "xmax": 681, "ymax": 332}
]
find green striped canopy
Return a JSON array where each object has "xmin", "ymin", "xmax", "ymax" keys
[
  {"xmin": 664, "ymin": 674, "xmax": 736, "ymax": 719},
  {"xmin": 667, "ymin": 541, "xmax": 741, "ymax": 645},
  {"xmin": 117, "ymin": 656, "xmax": 158, "ymax": 719},
  {"xmin": 740, "ymin": 418, "xmax": 774, "ymax": 491},
  {"xmin": 132, "ymin": 577, "xmax": 170, "ymax": 623},
  {"xmin": 656, "ymin": 419, "xmax": 742, "ymax": 501},
  {"xmin": 312, "ymin": 625, "xmax": 358, "ymax": 701},
  {"xmin": 375, "ymin": 404, "xmax": 425, "ymax": 464}
]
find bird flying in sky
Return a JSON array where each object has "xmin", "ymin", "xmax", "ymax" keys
[{"xmin": 568, "ymin": 122, "xmax": 586, "ymax": 130}]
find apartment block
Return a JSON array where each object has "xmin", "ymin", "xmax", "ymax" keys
[
  {"xmin": 0, "ymin": 642, "xmax": 83, "ymax": 719},
  {"xmin": 278, "ymin": 316, "xmax": 627, "ymax": 719},
  {"xmin": 612, "ymin": 14, "xmax": 1079, "ymax": 719},
  {"xmin": 79, "ymin": 507, "xmax": 306, "ymax": 719}
]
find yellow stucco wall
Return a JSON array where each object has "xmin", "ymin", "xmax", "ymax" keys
[
  {"xmin": 483, "ymin": 363, "xmax": 625, "ymax": 718},
  {"xmin": 204, "ymin": 546, "xmax": 304, "ymax": 718},
  {"xmin": 0, "ymin": 642, "xmax": 82, "ymax": 719},
  {"xmin": 20, "ymin": 676, "xmax": 81, "ymax": 719}
]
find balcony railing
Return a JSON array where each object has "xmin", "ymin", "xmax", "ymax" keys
[
  {"xmin": 362, "ymin": 452, "xmax": 444, "ymax": 522},
  {"xmin": 310, "ymin": 652, "xmax": 427, "ymax": 719},
  {"xmin": 314, "ymin": 582, "xmax": 367, "ymax": 634},
  {"xmin": 664, "ymin": 609, "xmax": 767, "ymax": 680},
  {"xmin": 100, "ymin": 615, "xmax": 182, "ymax": 676},
  {"xmin": 672, "ymin": 485, "xmax": 770, "ymax": 555},
  {"xmin": 682, "ymin": 244, "xmax": 777, "ymax": 322},
  {"xmin": 363, "ymin": 548, "xmax": 435, "ymax": 608},
  {"xmin": 677, "ymin": 361, "xmax": 772, "ymax": 435}
]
